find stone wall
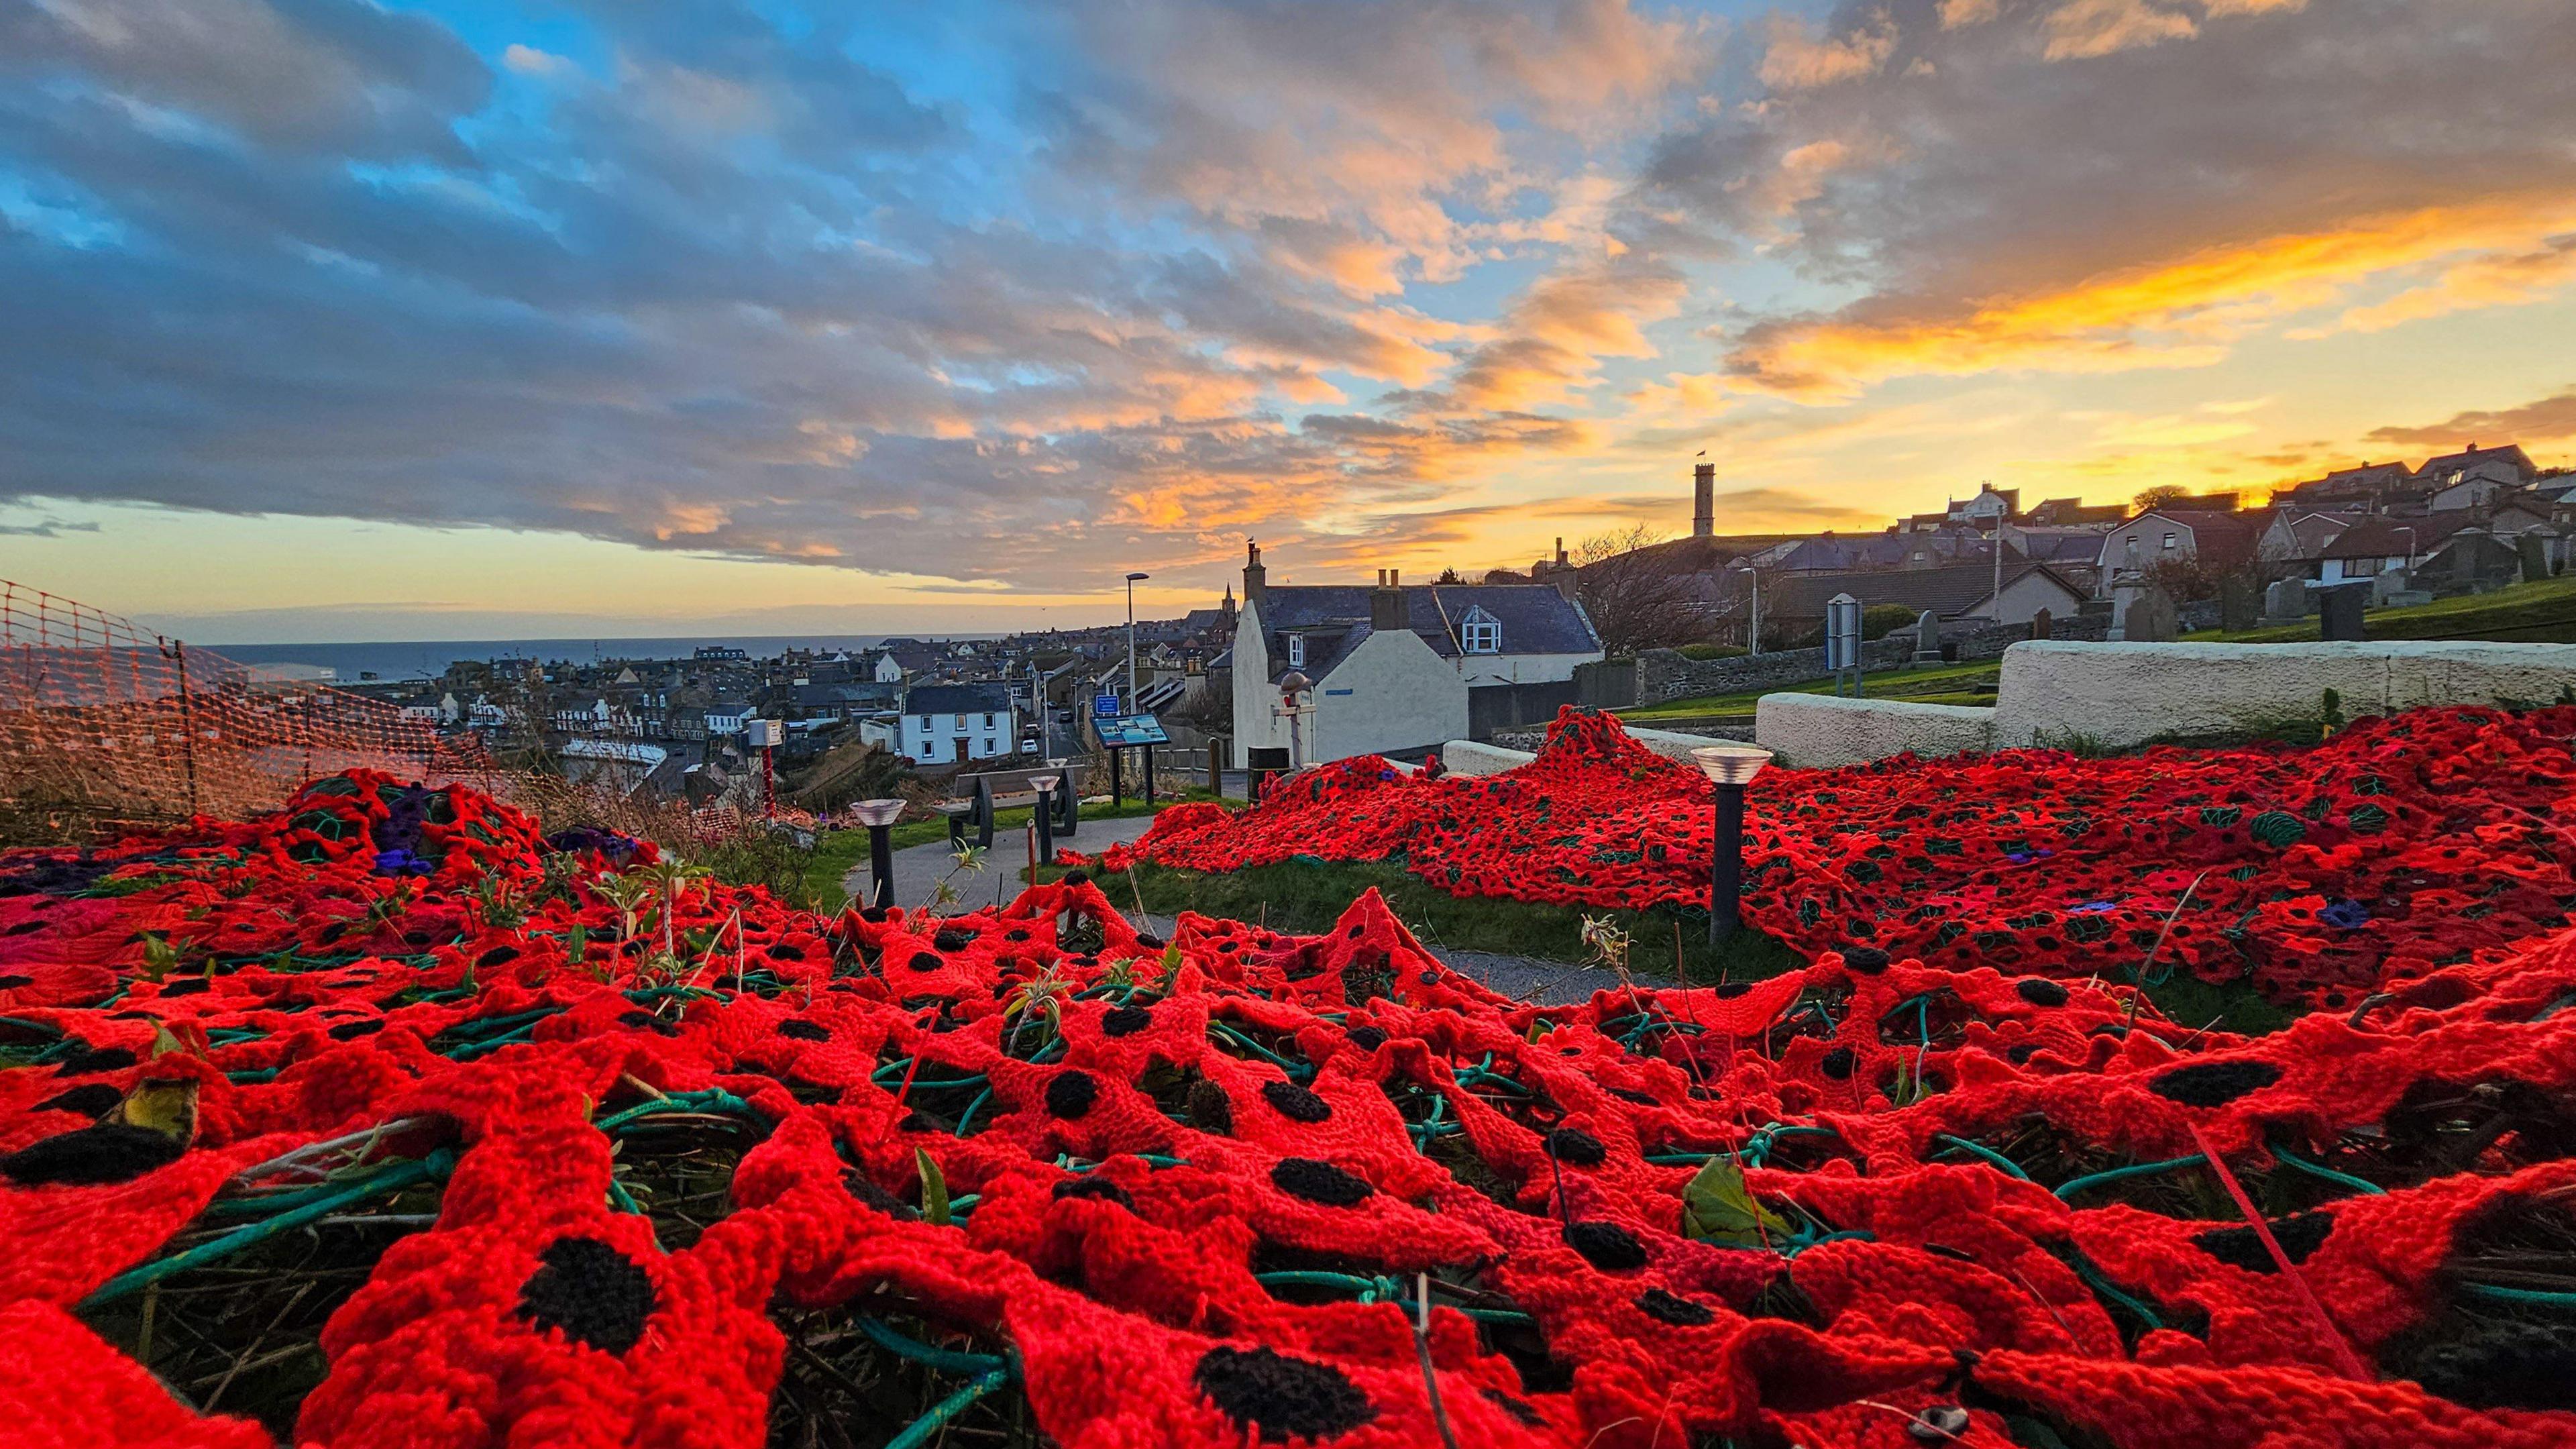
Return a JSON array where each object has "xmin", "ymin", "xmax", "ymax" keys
[
  {"xmin": 1633, "ymin": 616, "xmax": 2110, "ymax": 705},
  {"xmin": 1754, "ymin": 695, "xmax": 1996, "ymax": 768},
  {"xmin": 1992, "ymin": 639, "xmax": 2576, "ymax": 749},
  {"xmin": 1636, "ymin": 637, "xmax": 1913, "ymax": 705},
  {"xmin": 1439, "ymin": 739, "xmax": 1537, "ymax": 777}
]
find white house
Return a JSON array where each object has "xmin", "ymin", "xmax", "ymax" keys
[
  {"xmin": 704, "ymin": 700, "xmax": 754, "ymax": 737},
  {"xmin": 2097, "ymin": 508, "xmax": 2261, "ymax": 585},
  {"xmin": 1229, "ymin": 545, "xmax": 1603, "ymax": 767},
  {"xmin": 898, "ymin": 681, "xmax": 1016, "ymax": 766},
  {"xmin": 868, "ymin": 652, "xmax": 906, "ymax": 684}
]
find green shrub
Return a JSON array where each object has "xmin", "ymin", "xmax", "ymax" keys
[
  {"xmin": 1862, "ymin": 603, "xmax": 1920, "ymax": 641},
  {"xmin": 1674, "ymin": 642, "xmax": 1748, "ymax": 661}
]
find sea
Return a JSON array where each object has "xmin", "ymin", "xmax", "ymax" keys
[{"xmin": 208, "ymin": 634, "xmax": 990, "ymax": 684}]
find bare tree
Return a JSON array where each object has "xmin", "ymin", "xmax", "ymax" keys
[
  {"xmin": 2133, "ymin": 484, "xmax": 2191, "ymax": 514},
  {"xmin": 1572, "ymin": 525, "xmax": 1712, "ymax": 657}
]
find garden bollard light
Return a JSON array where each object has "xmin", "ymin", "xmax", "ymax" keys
[
  {"xmin": 853, "ymin": 799, "xmax": 905, "ymax": 912},
  {"xmin": 1690, "ymin": 743, "xmax": 1772, "ymax": 945}
]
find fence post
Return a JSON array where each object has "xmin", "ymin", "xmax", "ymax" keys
[
  {"xmin": 167, "ymin": 639, "xmax": 201, "ymax": 816},
  {"xmin": 1208, "ymin": 737, "xmax": 1225, "ymax": 798}
]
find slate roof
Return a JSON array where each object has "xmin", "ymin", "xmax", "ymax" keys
[
  {"xmin": 2017, "ymin": 533, "xmax": 2112, "ymax": 564},
  {"xmin": 904, "ymin": 682, "xmax": 1012, "ymax": 717},
  {"xmin": 2271, "ymin": 511, "xmax": 2360, "ymax": 558},
  {"xmin": 1251, "ymin": 584, "xmax": 1599, "ymax": 684},
  {"xmin": 1766, "ymin": 562, "xmax": 2082, "ymax": 621},
  {"xmin": 2324, "ymin": 515, "xmax": 2472, "ymax": 559},
  {"xmin": 2414, "ymin": 443, "xmax": 2534, "ymax": 481}
]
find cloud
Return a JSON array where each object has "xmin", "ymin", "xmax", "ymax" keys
[
  {"xmin": 1, "ymin": 0, "xmax": 489, "ymax": 158},
  {"xmin": 1758, "ymin": 14, "xmax": 1897, "ymax": 91},
  {"xmin": 0, "ymin": 0, "xmax": 1723, "ymax": 593},
  {"xmin": 0, "ymin": 517, "xmax": 102, "ymax": 537},
  {"xmin": 1443, "ymin": 256, "xmax": 1688, "ymax": 409},
  {"xmin": 1640, "ymin": 0, "xmax": 2576, "ymax": 402},
  {"xmin": 501, "ymin": 44, "xmax": 573, "ymax": 78},
  {"xmin": 4, "ymin": 0, "xmax": 2573, "ymax": 611},
  {"xmin": 2042, "ymin": 0, "xmax": 2198, "ymax": 62},
  {"xmin": 1724, "ymin": 201, "xmax": 2576, "ymax": 399},
  {"xmin": 2322, "ymin": 235, "xmax": 2576, "ymax": 335},
  {"xmin": 2369, "ymin": 389, "xmax": 2576, "ymax": 447}
]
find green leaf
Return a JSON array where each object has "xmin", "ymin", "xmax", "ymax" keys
[
  {"xmin": 915, "ymin": 1146, "xmax": 951, "ymax": 1226},
  {"xmin": 2249, "ymin": 810, "xmax": 2306, "ymax": 849},
  {"xmin": 1680, "ymin": 1157, "xmax": 1790, "ymax": 1248}
]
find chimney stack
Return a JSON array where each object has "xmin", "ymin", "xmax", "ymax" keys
[
  {"xmin": 1242, "ymin": 539, "xmax": 1267, "ymax": 605},
  {"xmin": 1554, "ymin": 536, "xmax": 1567, "ymax": 566},
  {"xmin": 1693, "ymin": 462, "xmax": 1716, "ymax": 538},
  {"xmin": 1371, "ymin": 568, "xmax": 1407, "ymax": 631}
]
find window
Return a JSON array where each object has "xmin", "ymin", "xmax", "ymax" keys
[
  {"xmin": 2161, "ymin": 532, "xmax": 2178, "ymax": 551},
  {"xmin": 1463, "ymin": 619, "xmax": 1501, "ymax": 654},
  {"xmin": 1285, "ymin": 633, "xmax": 1304, "ymax": 668}
]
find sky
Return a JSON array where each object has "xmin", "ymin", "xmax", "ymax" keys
[{"xmin": 3, "ymin": 0, "xmax": 2573, "ymax": 642}]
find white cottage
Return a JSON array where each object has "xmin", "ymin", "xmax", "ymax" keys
[{"xmin": 1228, "ymin": 544, "xmax": 1603, "ymax": 767}]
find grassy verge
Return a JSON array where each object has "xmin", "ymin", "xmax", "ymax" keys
[
  {"xmin": 1625, "ymin": 658, "xmax": 2000, "ymax": 720},
  {"xmin": 1053, "ymin": 856, "xmax": 2284, "ymax": 1032},
  {"xmin": 2188, "ymin": 572, "xmax": 2576, "ymax": 645},
  {"xmin": 1056, "ymin": 855, "xmax": 1804, "ymax": 985}
]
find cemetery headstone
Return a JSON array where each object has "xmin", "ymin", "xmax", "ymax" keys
[
  {"xmin": 2218, "ymin": 575, "xmax": 2259, "ymax": 632},
  {"xmin": 2263, "ymin": 576, "xmax": 2312, "ymax": 622},
  {"xmin": 2029, "ymin": 606, "xmax": 2053, "ymax": 641},
  {"xmin": 1913, "ymin": 608, "xmax": 1943, "ymax": 663},
  {"xmin": 2518, "ymin": 533, "xmax": 2551, "ymax": 584},
  {"xmin": 2110, "ymin": 576, "xmax": 2178, "ymax": 641},
  {"xmin": 2318, "ymin": 582, "xmax": 2367, "ymax": 641}
]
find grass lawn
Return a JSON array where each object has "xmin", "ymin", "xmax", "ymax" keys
[
  {"xmin": 1042, "ymin": 855, "xmax": 2286, "ymax": 1031},
  {"xmin": 1625, "ymin": 657, "xmax": 2001, "ymax": 720},
  {"xmin": 2188, "ymin": 571, "xmax": 2576, "ymax": 645},
  {"xmin": 1053, "ymin": 855, "xmax": 1801, "ymax": 985}
]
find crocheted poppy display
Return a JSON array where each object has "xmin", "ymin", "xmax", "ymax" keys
[
  {"xmin": 1101, "ymin": 704, "xmax": 2576, "ymax": 1007},
  {"xmin": 0, "ymin": 768, "xmax": 2571, "ymax": 1448}
]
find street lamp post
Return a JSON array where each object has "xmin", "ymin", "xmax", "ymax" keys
[
  {"xmin": 2396, "ymin": 527, "xmax": 2416, "ymax": 574},
  {"xmin": 1690, "ymin": 743, "xmax": 1773, "ymax": 945},
  {"xmin": 1124, "ymin": 572, "xmax": 1150, "ymax": 708},
  {"xmin": 852, "ymin": 799, "xmax": 905, "ymax": 912}
]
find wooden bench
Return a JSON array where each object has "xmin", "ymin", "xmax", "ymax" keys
[{"xmin": 929, "ymin": 765, "xmax": 1087, "ymax": 848}]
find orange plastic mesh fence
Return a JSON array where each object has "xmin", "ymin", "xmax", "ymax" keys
[{"xmin": 0, "ymin": 580, "xmax": 502, "ymax": 830}]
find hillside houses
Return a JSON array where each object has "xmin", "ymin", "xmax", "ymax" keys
[{"xmin": 1580, "ymin": 444, "xmax": 2565, "ymax": 649}]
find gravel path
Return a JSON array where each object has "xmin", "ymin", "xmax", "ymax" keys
[
  {"xmin": 844, "ymin": 815, "xmax": 1605, "ymax": 1005},
  {"xmin": 843, "ymin": 812, "xmax": 1164, "ymax": 917}
]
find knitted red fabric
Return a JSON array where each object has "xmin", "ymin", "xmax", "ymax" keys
[
  {"xmin": 0, "ymin": 769, "xmax": 2567, "ymax": 1447},
  {"xmin": 1102, "ymin": 704, "xmax": 2576, "ymax": 1007}
]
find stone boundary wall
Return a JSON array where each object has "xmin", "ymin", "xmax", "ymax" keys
[
  {"xmin": 1754, "ymin": 695, "xmax": 1996, "ymax": 768},
  {"xmin": 1992, "ymin": 640, "xmax": 2576, "ymax": 750},
  {"xmin": 1440, "ymin": 739, "xmax": 1536, "ymax": 777},
  {"xmin": 1635, "ymin": 616, "xmax": 2110, "ymax": 706},
  {"xmin": 1636, "ymin": 637, "xmax": 1911, "ymax": 705}
]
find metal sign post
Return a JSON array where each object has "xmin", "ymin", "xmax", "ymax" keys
[{"xmin": 1823, "ymin": 594, "xmax": 1864, "ymax": 698}]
